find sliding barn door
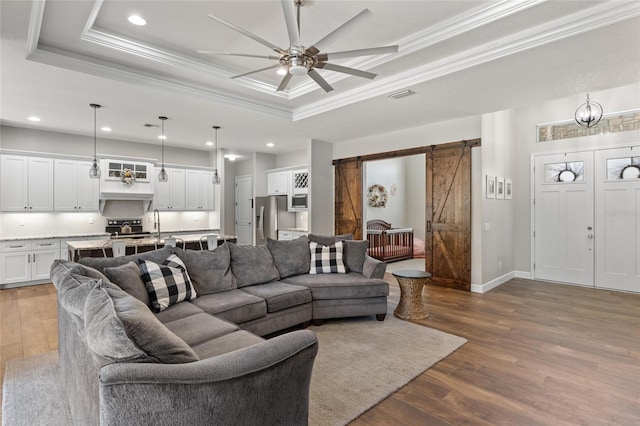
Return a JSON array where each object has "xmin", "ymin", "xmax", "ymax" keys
[
  {"xmin": 334, "ymin": 159, "xmax": 363, "ymax": 240},
  {"xmin": 426, "ymin": 145, "xmax": 472, "ymax": 290}
]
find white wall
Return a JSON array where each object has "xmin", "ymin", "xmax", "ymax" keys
[
  {"xmin": 276, "ymin": 149, "xmax": 307, "ymax": 168},
  {"xmin": 364, "ymin": 157, "xmax": 406, "ymax": 226},
  {"xmin": 309, "ymin": 140, "xmax": 333, "ymax": 235},
  {"xmin": 404, "ymin": 154, "xmax": 426, "ymax": 239}
]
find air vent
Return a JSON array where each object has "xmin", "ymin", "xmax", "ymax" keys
[
  {"xmin": 143, "ymin": 123, "xmax": 159, "ymax": 128},
  {"xmin": 388, "ymin": 89, "xmax": 416, "ymax": 99}
]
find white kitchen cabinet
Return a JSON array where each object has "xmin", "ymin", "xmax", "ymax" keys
[
  {"xmin": 54, "ymin": 159, "xmax": 99, "ymax": 211},
  {"xmin": 0, "ymin": 155, "xmax": 54, "ymax": 212},
  {"xmin": 154, "ymin": 168, "xmax": 186, "ymax": 210},
  {"xmin": 185, "ymin": 170, "xmax": 213, "ymax": 210},
  {"xmin": 0, "ymin": 239, "xmax": 60, "ymax": 285},
  {"xmin": 267, "ymin": 170, "xmax": 290, "ymax": 195}
]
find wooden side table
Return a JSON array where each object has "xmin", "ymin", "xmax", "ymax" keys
[{"xmin": 392, "ymin": 269, "xmax": 432, "ymax": 320}]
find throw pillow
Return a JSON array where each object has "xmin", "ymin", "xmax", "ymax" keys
[
  {"xmin": 104, "ymin": 261, "xmax": 150, "ymax": 306},
  {"xmin": 266, "ymin": 236, "xmax": 311, "ymax": 278},
  {"xmin": 84, "ymin": 284, "xmax": 199, "ymax": 363},
  {"xmin": 343, "ymin": 240, "xmax": 369, "ymax": 273},
  {"xmin": 309, "ymin": 241, "xmax": 346, "ymax": 274},
  {"xmin": 138, "ymin": 254, "xmax": 197, "ymax": 313},
  {"xmin": 170, "ymin": 245, "xmax": 236, "ymax": 295},
  {"xmin": 228, "ymin": 243, "xmax": 280, "ymax": 287},
  {"xmin": 308, "ymin": 233, "xmax": 354, "ymax": 246}
]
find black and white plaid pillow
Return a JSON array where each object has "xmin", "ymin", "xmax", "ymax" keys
[
  {"xmin": 309, "ymin": 241, "xmax": 346, "ymax": 274},
  {"xmin": 138, "ymin": 254, "xmax": 197, "ymax": 312}
]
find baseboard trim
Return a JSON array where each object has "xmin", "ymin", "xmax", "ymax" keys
[
  {"xmin": 514, "ymin": 270, "xmax": 532, "ymax": 279},
  {"xmin": 470, "ymin": 271, "xmax": 515, "ymax": 294}
]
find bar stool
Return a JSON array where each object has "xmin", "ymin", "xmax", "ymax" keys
[
  {"xmin": 102, "ymin": 240, "xmax": 127, "ymax": 257},
  {"xmin": 164, "ymin": 237, "xmax": 185, "ymax": 249},
  {"xmin": 199, "ymin": 234, "xmax": 219, "ymax": 251}
]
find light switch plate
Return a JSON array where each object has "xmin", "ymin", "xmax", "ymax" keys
[{"xmin": 484, "ymin": 223, "xmax": 490, "ymax": 231}]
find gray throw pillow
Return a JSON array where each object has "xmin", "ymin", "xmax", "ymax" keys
[
  {"xmin": 104, "ymin": 261, "xmax": 150, "ymax": 306},
  {"xmin": 266, "ymin": 236, "xmax": 311, "ymax": 279},
  {"xmin": 343, "ymin": 240, "xmax": 369, "ymax": 273},
  {"xmin": 84, "ymin": 284, "xmax": 199, "ymax": 364},
  {"xmin": 228, "ymin": 243, "xmax": 280, "ymax": 287},
  {"xmin": 170, "ymin": 245, "xmax": 236, "ymax": 295},
  {"xmin": 308, "ymin": 233, "xmax": 354, "ymax": 246}
]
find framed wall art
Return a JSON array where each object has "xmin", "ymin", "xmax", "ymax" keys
[
  {"xmin": 486, "ymin": 175, "xmax": 496, "ymax": 199},
  {"xmin": 496, "ymin": 177, "xmax": 505, "ymax": 199},
  {"xmin": 505, "ymin": 178, "xmax": 513, "ymax": 199}
]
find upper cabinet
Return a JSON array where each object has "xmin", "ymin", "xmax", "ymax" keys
[
  {"xmin": 154, "ymin": 168, "xmax": 186, "ymax": 211},
  {"xmin": 54, "ymin": 159, "xmax": 99, "ymax": 211},
  {"xmin": 0, "ymin": 155, "xmax": 54, "ymax": 212},
  {"xmin": 267, "ymin": 170, "xmax": 290, "ymax": 195},
  {"xmin": 185, "ymin": 170, "xmax": 214, "ymax": 210},
  {"xmin": 292, "ymin": 168, "xmax": 309, "ymax": 194}
]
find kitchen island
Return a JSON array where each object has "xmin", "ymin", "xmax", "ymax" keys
[{"xmin": 66, "ymin": 233, "xmax": 237, "ymax": 261}]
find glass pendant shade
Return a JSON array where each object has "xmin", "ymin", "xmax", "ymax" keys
[
  {"xmin": 212, "ymin": 125, "xmax": 221, "ymax": 185},
  {"xmin": 89, "ymin": 103, "xmax": 101, "ymax": 179},
  {"xmin": 158, "ymin": 116, "xmax": 168, "ymax": 182},
  {"xmin": 575, "ymin": 94, "xmax": 603, "ymax": 128}
]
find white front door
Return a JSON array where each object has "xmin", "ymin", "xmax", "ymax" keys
[
  {"xmin": 534, "ymin": 152, "xmax": 594, "ymax": 286},
  {"xmin": 235, "ymin": 175, "xmax": 253, "ymax": 245},
  {"xmin": 594, "ymin": 146, "xmax": 640, "ymax": 293}
]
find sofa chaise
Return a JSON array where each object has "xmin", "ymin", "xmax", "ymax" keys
[{"xmin": 51, "ymin": 234, "xmax": 388, "ymax": 425}]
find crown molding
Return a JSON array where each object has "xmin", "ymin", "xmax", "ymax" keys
[{"xmin": 293, "ymin": 0, "xmax": 640, "ymax": 121}]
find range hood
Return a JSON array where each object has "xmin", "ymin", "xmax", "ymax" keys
[{"xmin": 99, "ymin": 159, "xmax": 155, "ymax": 213}]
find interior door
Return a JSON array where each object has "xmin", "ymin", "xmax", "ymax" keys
[
  {"xmin": 594, "ymin": 146, "xmax": 640, "ymax": 292},
  {"xmin": 334, "ymin": 159, "xmax": 363, "ymax": 240},
  {"xmin": 534, "ymin": 151, "xmax": 594, "ymax": 286},
  {"xmin": 425, "ymin": 145, "xmax": 472, "ymax": 290},
  {"xmin": 235, "ymin": 175, "xmax": 253, "ymax": 245}
]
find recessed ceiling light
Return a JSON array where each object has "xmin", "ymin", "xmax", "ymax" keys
[
  {"xmin": 158, "ymin": 135, "xmax": 167, "ymax": 140},
  {"xmin": 266, "ymin": 142, "xmax": 274, "ymax": 147},
  {"xmin": 206, "ymin": 141, "xmax": 214, "ymax": 146},
  {"xmin": 28, "ymin": 116, "xmax": 41, "ymax": 122},
  {"xmin": 224, "ymin": 154, "xmax": 238, "ymax": 161},
  {"xmin": 128, "ymin": 15, "xmax": 146, "ymax": 26},
  {"xmin": 101, "ymin": 126, "xmax": 112, "ymax": 132}
]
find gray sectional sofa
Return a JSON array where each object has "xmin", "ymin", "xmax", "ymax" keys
[{"xmin": 51, "ymin": 234, "xmax": 388, "ymax": 425}]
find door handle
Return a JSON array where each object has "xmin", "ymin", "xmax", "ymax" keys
[
  {"xmin": 427, "ymin": 221, "xmax": 432, "ymax": 233},
  {"xmin": 587, "ymin": 234, "xmax": 593, "ymax": 239}
]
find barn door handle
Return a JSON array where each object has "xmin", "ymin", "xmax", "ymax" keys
[{"xmin": 427, "ymin": 221, "xmax": 432, "ymax": 232}]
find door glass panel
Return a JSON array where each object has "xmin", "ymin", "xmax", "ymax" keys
[
  {"xmin": 606, "ymin": 156, "xmax": 640, "ymax": 180},
  {"xmin": 544, "ymin": 161, "xmax": 585, "ymax": 183}
]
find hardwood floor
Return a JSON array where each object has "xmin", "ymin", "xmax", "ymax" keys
[{"xmin": 1, "ymin": 278, "xmax": 638, "ymax": 425}]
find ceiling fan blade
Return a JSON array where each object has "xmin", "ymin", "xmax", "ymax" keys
[
  {"xmin": 306, "ymin": 9, "xmax": 372, "ymax": 56},
  {"xmin": 206, "ymin": 14, "xmax": 285, "ymax": 54},
  {"xmin": 315, "ymin": 62, "xmax": 376, "ymax": 79},
  {"xmin": 281, "ymin": 0, "xmax": 301, "ymax": 49},
  {"xmin": 276, "ymin": 73, "xmax": 294, "ymax": 92},
  {"xmin": 307, "ymin": 68, "xmax": 334, "ymax": 92},
  {"xmin": 197, "ymin": 51, "xmax": 281, "ymax": 60},
  {"xmin": 321, "ymin": 45, "xmax": 398, "ymax": 61},
  {"xmin": 231, "ymin": 64, "xmax": 280, "ymax": 79}
]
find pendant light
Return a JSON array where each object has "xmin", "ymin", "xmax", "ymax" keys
[
  {"xmin": 88, "ymin": 103, "xmax": 101, "ymax": 178},
  {"xmin": 158, "ymin": 116, "xmax": 168, "ymax": 182},
  {"xmin": 212, "ymin": 125, "xmax": 221, "ymax": 184},
  {"xmin": 575, "ymin": 93, "xmax": 603, "ymax": 128}
]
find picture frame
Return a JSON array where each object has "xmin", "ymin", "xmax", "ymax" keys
[
  {"xmin": 496, "ymin": 177, "xmax": 505, "ymax": 199},
  {"xmin": 505, "ymin": 178, "xmax": 513, "ymax": 200},
  {"xmin": 486, "ymin": 175, "xmax": 496, "ymax": 199}
]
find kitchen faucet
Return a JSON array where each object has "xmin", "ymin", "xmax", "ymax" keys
[{"xmin": 153, "ymin": 209, "xmax": 161, "ymax": 241}]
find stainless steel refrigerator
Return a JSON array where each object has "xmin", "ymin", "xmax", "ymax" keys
[{"xmin": 254, "ymin": 195, "xmax": 296, "ymax": 245}]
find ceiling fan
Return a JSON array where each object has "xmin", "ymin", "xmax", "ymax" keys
[{"xmin": 198, "ymin": 0, "xmax": 398, "ymax": 93}]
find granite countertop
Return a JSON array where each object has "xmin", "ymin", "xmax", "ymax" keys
[
  {"xmin": 0, "ymin": 232, "xmax": 111, "ymax": 242},
  {"xmin": 160, "ymin": 228, "xmax": 221, "ymax": 234},
  {"xmin": 279, "ymin": 228, "xmax": 309, "ymax": 232},
  {"xmin": 66, "ymin": 233, "xmax": 236, "ymax": 250}
]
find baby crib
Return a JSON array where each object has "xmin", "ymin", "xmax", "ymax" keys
[{"xmin": 366, "ymin": 219, "xmax": 414, "ymax": 262}]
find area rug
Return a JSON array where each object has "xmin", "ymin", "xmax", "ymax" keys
[{"xmin": 2, "ymin": 316, "xmax": 465, "ymax": 426}]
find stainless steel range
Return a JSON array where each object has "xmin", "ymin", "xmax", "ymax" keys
[{"xmin": 106, "ymin": 219, "xmax": 150, "ymax": 239}]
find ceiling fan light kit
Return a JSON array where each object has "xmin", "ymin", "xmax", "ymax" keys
[{"xmin": 201, "ymin": 0, "xmax": 398, "ymax": 93}]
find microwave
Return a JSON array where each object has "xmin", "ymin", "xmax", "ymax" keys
[{"xmin": 289, "ymin": 193, "xmax": 308, "ymax": 210}]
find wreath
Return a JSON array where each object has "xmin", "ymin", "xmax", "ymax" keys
[
  {"xmin": 120, "ymin": 168, "xmax": 136, "ymax": 185},
  {"xmin": 367, "ymin": 184, "xmax": 388, "ymax": 208}
]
